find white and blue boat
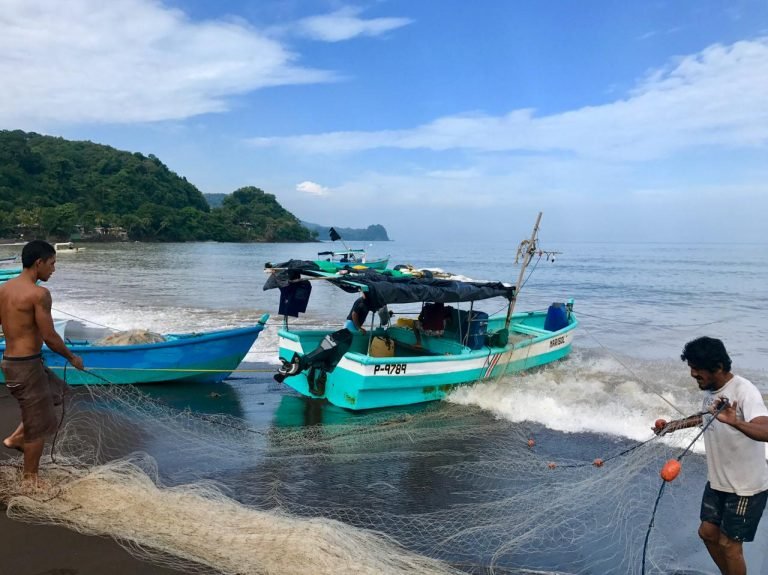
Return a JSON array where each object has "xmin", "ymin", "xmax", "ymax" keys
[
  {"xmin": 313, "ymin": 227, "xmax": 389, "ymax": 271},
  {"xmin": 267, "ymin": 213, "xmax": 578, "ymax": 410},
  {"xmin": 0, "ymin": 315, "xmax": 269, "ymax": 386}
]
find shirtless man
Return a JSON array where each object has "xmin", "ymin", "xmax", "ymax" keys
[{"xmin": 0, "ymin": 240, "xmax": 84, "ymax": 483}]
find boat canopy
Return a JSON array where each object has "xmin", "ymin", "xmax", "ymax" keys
[
  {"xmin": 317, "ymin": 249, "xmax": 365, "ymax": 255},
  {"xmin": 264, "ymin": 261, "xmax": 515, "ymax": 309}
]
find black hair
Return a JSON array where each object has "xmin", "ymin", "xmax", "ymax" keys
[
  {"xmin": 680, "ymin": 336, "xmax": 732, "ymax": 372},
  {"xmin": 21, "ymin": 240, "xmax": 56, "ymax": 269}
]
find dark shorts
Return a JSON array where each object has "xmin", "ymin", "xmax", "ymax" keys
[
  {"xmin": 1, "ymin": 354, "xmax": 68, "ymax": 441},
  {"xmin": 700, "ymin": 481, "xmax": 768, "ymax": 542}
]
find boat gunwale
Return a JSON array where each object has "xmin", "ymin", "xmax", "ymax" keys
[
  {"xmin": 278, "ymin": 313, "xmax": 578, "ymax": 366},
  {"xmin": 1, "ymin": 323, "xmax": 267, "ymax": 354}
]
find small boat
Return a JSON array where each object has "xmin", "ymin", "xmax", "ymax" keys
[
  {"xmin": 54, "ymin": 242, "xmax": 85, "ymax": 253},
  {"xmin": 266, "ymin": 213, "xmax": 578, "ymax": 410},
  {"xmin": 313, "ymin": 227, "xmax": 389, "ymax": 271},
  {"xmin": 314, "ymin": 249, "xmax": 389, "ymax": 272},
  {"xmin": 0, "ymin": 315, "xmax": 269, "ymax": 385}
]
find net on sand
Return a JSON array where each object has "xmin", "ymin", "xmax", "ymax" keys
[{"xmin": 0, "ymin": 371, "xmax": 720, "ymax": 575}]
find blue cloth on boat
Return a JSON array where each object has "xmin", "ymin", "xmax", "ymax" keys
[{"xmin": 279, "ymin": 280, "xmax": 312, "ymax": 317}]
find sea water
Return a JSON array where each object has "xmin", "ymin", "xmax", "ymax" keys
[{"xmin": 4, "ymin": 238, "xmax": 767, "ymax": 574}]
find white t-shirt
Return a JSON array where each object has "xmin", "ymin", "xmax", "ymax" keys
[{"xmin": 702, "ymin": 374, "xmax": 768, "ymax": 495}]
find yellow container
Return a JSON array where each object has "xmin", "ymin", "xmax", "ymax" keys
[
  {"xmin": 370, "ymin": 336, "xmax": 395, "ymax": 357},
  {"xmin": 396, "ymin": 317, "xmax": 416, "ymax": 329}
]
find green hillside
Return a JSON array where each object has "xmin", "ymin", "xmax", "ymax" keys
[{"xmin": 0, "ymin": 130, "xmax": 312, "ymax": 242}]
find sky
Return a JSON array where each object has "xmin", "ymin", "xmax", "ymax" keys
[{"xmin": 2, "ymin": 0, "xmax": 767, "ymax": 243}]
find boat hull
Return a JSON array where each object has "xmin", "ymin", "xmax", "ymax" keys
[
  {"xmin": 314, "ymin": 258, "xmax": 390, "ymax": 272},
  {"xmin": 0, "ymin": 323, "xmax": 267, "ymax": 385},
  {"xmin": 277, "ymin": 310, "xmax": 577, "ymax": 410}
]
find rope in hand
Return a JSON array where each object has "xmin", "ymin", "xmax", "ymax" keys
[{"xmin": 640, "ymin": 398, "xmax": 731, "ymax": 574}]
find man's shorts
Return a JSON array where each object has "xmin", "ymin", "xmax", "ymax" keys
[
  {"xmin": 700, "ymin": 481, "xmax": 768, "ymax": 542},
  {"xmin": 1, "ymin": 354, "xmax": 68, "ymax": 441}
]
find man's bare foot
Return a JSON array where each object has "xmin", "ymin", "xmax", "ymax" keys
[
  {"xmin": 20, "ymin": 475, "xmax": 51, "ymax": 493},
  {"xmin": 2, "ymin": 438, "xmax": 24, "ymax": 453}
]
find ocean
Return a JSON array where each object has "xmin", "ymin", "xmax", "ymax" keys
[{"xmin": 2, "ymin": 238, "xmax": 767, "ymax": 574}]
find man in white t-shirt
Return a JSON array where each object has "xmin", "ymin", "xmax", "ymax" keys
[{"xmin": 655, "ymin": 337, "xmax": 768, "ymax": 575}]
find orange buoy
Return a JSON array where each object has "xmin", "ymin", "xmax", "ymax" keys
[
  {"xmin": 593, "ymin": 458, "xmax": 604, "ymax": 468},
  {"xmin": 527, "ymin": 439, "xmax": 535, "ymax": 448},
  {"xmin": 654, "ymin": 419, "xmax": 667, "ymax": 430},
  {"xmin": 660, "ymin": 459, "xmax": 682, "ymax": 482},
  {"xmin": 547, "ymin": 462, "xmax": 557, "ymax": 470}
]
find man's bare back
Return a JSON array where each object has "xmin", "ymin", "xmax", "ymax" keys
[
  {"xmin": 1, "ymin": 242, "xmax": 84, "ymax": 482},
  {"xmin": 0, "ymin": 276, "xmax": 50, "ymax": 357}
]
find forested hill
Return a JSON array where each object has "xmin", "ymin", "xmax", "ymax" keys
[
  {"xmin": 0, "ymin": 130, "xmax": 313, "ymax": 242},
  {"xmin": 204, "ymin": 194, "xmax": 391, "ymax": 241}
]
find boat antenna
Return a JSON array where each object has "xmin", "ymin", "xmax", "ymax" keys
[{"xmin": 505, "ymin": 212, "xmax": 542, "ymax": 330}]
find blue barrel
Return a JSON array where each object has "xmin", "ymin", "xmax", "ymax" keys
[
  {"xmin": 544, "ymin": 303, "xmax": 568, "ymax": 331},
  {"xmin": 466, "ymin": 311, "xmax": 489, "ymax": 350},
  {"xmin": 448, "ymin": 309, "xmax": 489, "ymax": 349}
]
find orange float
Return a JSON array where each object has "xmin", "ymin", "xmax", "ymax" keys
[{"xmin": 660, "ymin": 459, "xmax": 681, "ymax": 482}]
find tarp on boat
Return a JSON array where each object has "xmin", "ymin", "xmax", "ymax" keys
[
  {"xmin": 329, "ymin": 270, "xmax": 515, "ymax": 309},
  {"xmin": 264, "ymin": 264, "xmax": 515, "ymax": 309},
  {"xmin": 263, "ymin": 260, "xmax": 323, "ymax": 289}
]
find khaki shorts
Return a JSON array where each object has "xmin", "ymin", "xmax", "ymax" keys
[{"xmin": 2, "ymin": 354, "xmax": 68, "ymax": 441}]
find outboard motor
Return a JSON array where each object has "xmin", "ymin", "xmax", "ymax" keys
[{"xmin": 275, "ymin": 328, "xmax": 353, "ymax": 394}]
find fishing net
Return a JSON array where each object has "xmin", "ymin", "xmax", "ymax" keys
[
  {"xmin": 95, "ymin": 329, "xmax": 167, "ymax": 345},
  {"xmin": 0, "ymin": 352, "xmax": 761, "ymax": 575}
]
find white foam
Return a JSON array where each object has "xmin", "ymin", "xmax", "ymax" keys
[{"xmin": 449, "ymin": 349, "xmax": 707, "ymax": 452}]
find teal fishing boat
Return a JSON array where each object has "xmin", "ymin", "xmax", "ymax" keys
[
  {"xmin": 0, "ymin": 315, "xmax": 269, "ymax": 385},
  {"xmin": 314, "ymin": 249, "xmax": 389, "ymax": 272},
  {"xmin": 266, "ymin": 213, "xmax": 578, "ymax": 410},
  {"xmin": 313, "ymin": 227, "xmax": 389, "ymax": 271},
  {"xmin": 0, "ymin": 267, "xmax": 21, "ymax": 284}
]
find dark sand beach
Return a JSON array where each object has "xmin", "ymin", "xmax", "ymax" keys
[
  {"xmin": 0, "ymin": 360, "xmax": 762, "ymax": 575},
  {"xmin": 0, "ymin": 393, "xmax": 187, "ymax": 575}
]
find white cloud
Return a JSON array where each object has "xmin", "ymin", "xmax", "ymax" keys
[
  {"xmin": 0, "ymin": 0, "xmax": 334, "ymax": 125},
  {"xmin": 296, "ymin": 181, "xmax": 329, "ymax": 196},
  {"xmin": 295, "ymin": 7, "xmax": 412, "ymax": 42},
  {"xmin": 249, "ymin": 38, "xmax": 768, "ymax": 161}
]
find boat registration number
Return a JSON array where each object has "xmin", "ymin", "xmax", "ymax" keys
[
  {"xmin": 549, "ymin": 335, "xmax": 566, "ymax": 348},
  {"xmin": 374, "ymin": 364, "xmax": 408, "ymax": 375}
]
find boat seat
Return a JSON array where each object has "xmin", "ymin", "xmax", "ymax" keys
[
  {"xmin": 510, "ymin": 324, "xmax": 552, "ymax": 336},
  {"xmin": 385, "ymin": 326, "xmax": 468, "ymax": 355}
]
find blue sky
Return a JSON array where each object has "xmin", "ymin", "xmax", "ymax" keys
[{"xmin": 2, "ymin": 0, "xmax": 767, "ymax": 242}]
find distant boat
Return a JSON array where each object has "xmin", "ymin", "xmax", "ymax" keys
[
  {"xmin": 314, "ymin": 227, "xmax": 389, "ymax": 271},
  {"xmin": 0, "ymin": 315, "xmax": 270, "ymax": 385},
  {"xmin": 55, "ymin": 242, "xmax": 85, "ymax": 253},
  {"xmin": 315, "ymin": 249, "xmax": 389, "ymax": 271}
]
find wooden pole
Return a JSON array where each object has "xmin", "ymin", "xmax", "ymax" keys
[{"xmin": 505, "ymin": 212, "xmax": 542, "ymax": 330}]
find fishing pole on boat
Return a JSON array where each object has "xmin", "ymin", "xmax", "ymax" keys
[{"xmin": 505, "ymin": 212, "xmax": 561, "ymax": 331}]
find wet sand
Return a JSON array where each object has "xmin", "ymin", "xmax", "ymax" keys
[{"xmin": 0, "ymin": 388, "xmax": 188, "ymax": 575}]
